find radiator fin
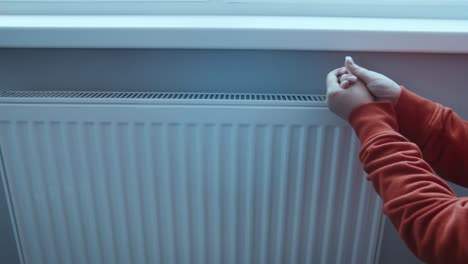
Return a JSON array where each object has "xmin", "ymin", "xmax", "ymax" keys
[{"xmin": 0, "ymin": 103, "xmax": 383, "ymax": 264}]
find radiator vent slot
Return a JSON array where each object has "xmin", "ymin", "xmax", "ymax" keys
[{"xmin": 0, "ymin": 91, "xmax": 326, "ymax": 106}]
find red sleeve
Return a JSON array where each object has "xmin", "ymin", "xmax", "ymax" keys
[
  {"xmin": 349, "ymin": 102, "xmax": 468, "ymax": 264},
  {"xmin": 395, "ymin": 87, "xmax": 468, "ymax": 188}
]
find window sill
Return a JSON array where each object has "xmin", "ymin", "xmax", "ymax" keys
[{"xmin": 1, "ymin": 15, "xmax": 468, "ymax": 53}]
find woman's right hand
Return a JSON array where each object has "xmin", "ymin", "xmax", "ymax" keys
[{"xmin": 340, "ymin": 56, "xmax": 402, "ymax": 105}]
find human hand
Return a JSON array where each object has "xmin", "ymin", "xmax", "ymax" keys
[
  {"xmin": 326, "ymin": 67, "xmax": 375, "ymax": 120},
  {"xmin": 339, "ymin": 56, "xmax": 402, "ymax": 105}
]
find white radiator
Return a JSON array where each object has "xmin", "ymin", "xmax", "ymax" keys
[{"xmin": 0, "ymin": 91, "xmax": 384, "ymax": 264}]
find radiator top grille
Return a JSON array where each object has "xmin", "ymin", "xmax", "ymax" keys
[{"xmin": 0, "ymin": 91, "xmax": 327, "ymax": 106}]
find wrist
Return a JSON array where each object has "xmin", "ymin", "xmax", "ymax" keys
[
  {"xmin": 349, "ymin": 101, "xmax": 398, "ymax": 143},
  {"xmin": 392, "ymin": 85, "xmax": 402, "ymax": 105},
  {"xmin": 384, "ymin": 85, "xmax": 402, "ymax": 105}
]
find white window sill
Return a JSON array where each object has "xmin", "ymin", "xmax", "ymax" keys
[{"xmin": 1, "ymin": 15, "xmax": 468, "ymax": 53}]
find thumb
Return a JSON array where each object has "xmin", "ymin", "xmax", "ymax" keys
[{"xmin": 345, "ymin": 56, "xmax": 374, "ymax": 84}]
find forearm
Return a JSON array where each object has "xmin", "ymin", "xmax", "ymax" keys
[
  {"xmin": 350, "ymin": 102, "xmax": 468, "ymax": 263},
  {"xmin": 395, "ymin": 87, "xmax": 468, "ymax": 187}
]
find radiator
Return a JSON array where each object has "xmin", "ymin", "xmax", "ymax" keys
[{"xmin": 0, "ymin": 91, "xmax": 384, "ymax": 264}]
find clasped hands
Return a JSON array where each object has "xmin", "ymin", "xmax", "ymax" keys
[{"xmin": 326, "ymin": 56, "xmax": 402, "ymax": 120}]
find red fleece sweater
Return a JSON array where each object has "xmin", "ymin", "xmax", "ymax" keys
[{"xmin": 348, "ymin": 87, "xmax": 468, "ymax": 264}]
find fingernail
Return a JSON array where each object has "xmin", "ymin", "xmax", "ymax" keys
[{"xmin": 345, "ymin": 56, "xmax": 354, "ymax": 64}]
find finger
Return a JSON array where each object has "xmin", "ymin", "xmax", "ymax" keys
[
  {"xmin": 337, "ymin": 67, "xmax": 348, "ymax": 77},
  {"xmin": 326, "ymin": 68, "xmax": 343, "ymax": 92},
  {"xmin": 345, "ymin": 56, "xmax": 374, "ymax": 84},
  {"xmin": 326, "ymin": 67, "xmax": 342, "ymax": 84},
  {"xmin": 340, "ymin": 80, "xmax": 350, "ymax": 88},
  {"xmin": 339, "ymin": 74, "xmax": 358, "ymax": 84}
]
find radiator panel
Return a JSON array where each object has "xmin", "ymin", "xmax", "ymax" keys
[{"xmin": 0, "ymin": 102, "xmax": 383, "ymax": 264}]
